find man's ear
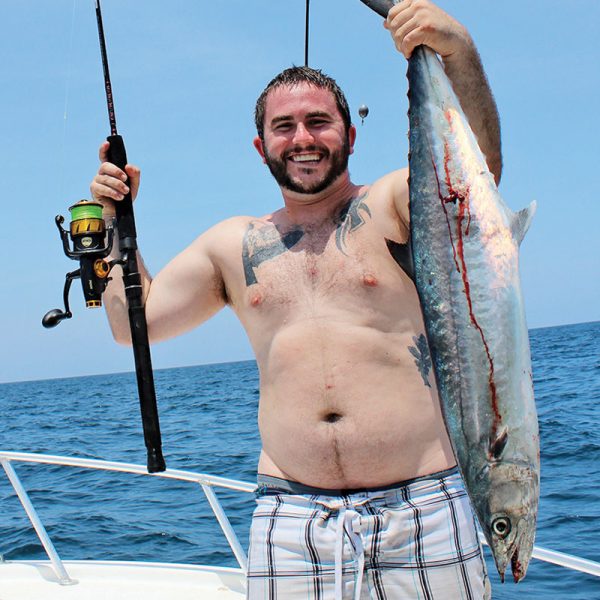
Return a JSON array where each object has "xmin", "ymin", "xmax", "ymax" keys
[
  {"xmin": 253, "ymin": 136, "xmax": 267, "ymax": 163},
  {"xmin": 348, "ymin": 124, "xmax": 357, "ymax": 155}
]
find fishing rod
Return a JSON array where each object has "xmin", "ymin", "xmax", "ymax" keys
[
  {"xmin": 94, "ymin": 0, "xmax": 165, "ymax": 473},
  {"xmin": 358, "ymin": 0, "xmax": 396, "ymax": 19},
  {"xmin": 43, "ymin": 0, "xmax": 166, "ymax": 474}
]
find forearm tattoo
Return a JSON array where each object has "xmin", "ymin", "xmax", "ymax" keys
[
  {"xmin": 242, "ymin": 222, "xmax": 304, "ymax": 286},
  {"xmin": 408, "ymin": 334, "xmax": 432, "ymax": 387}
]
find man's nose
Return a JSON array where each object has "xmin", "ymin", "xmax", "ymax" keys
[{"xmin": 293, "ymin": 122, "xmax": 314, "ymax": 144}]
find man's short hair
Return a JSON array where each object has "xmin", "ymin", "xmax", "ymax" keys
[{"xmin": 254, "ymin": 66, "xmax": 351, "ymax": 141}]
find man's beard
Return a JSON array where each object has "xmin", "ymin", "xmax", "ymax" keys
[{"xmin": 263, "ymin": 138, "xmax": 350, "ymax": 195}]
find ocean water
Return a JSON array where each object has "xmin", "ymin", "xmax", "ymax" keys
[{"xmin": 1, "ymin": 321, "xmax": 599, "ymax": 598}]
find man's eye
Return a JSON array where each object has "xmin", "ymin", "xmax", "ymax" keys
[{"xmin": 274, "ymin": 123, "xmax": 292, "ymax": 131}]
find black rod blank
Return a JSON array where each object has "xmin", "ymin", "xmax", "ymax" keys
[{"xmin": 94, "ymin": 0, "xmax": 166, "ymax": 473}]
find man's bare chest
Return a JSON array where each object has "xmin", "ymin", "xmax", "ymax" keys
[{"xmin": 233, "ymin": 195, "xmax": 410, "ymax": 311}]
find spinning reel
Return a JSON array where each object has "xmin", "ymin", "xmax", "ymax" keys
[{"xmin": 42, "ymin": 200, "xmax": 120, "ymax": 328}]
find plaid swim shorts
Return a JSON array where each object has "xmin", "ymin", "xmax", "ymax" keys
[{"xmin": 246, "ymin": 467, "xmax": 491, "ymax": 599}]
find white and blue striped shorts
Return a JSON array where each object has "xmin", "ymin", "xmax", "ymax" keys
[{"xmin": 246, "ymin": 467, "xmax": 491, "ymax": 599}]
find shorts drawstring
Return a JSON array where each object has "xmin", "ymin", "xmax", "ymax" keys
[{"xmin": 334, "ymin": 506, "xmax": 365, "ymax": 600}]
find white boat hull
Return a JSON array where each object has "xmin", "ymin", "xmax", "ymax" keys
[{"xmin": 0, "ymin": 560, "xmax": 246, "ymax": 599}]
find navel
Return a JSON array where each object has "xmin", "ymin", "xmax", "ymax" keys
[
  {"xmin": 323, "ymin": 412, "xmax": 343, "ymax": 424},
  {"xmin": 363, "ymin": 273, "xmax": 378, "ymax": 287}
]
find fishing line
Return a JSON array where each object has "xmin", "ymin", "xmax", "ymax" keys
[
  {"xmin": 304, "ymin": 0, "xmax": 310, "ymax": 66},
  {"xmin": 302, "ymin": 1, "xmax": 370, "ymax": 123},
  {"xmin": 58, "ymin": 0, "xmax": 77, "ymax": 203}
]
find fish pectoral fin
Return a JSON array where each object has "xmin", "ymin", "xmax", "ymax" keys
[
  {"xmin": 510, "ymin": 200, "xmax": 537, "ymax": 245},
  {"xmin": 386, "ymin": 238, "xmax": 415, "ymax": 282},
  {"xmin": 489, "ymin": 427, "xmax": 509, "ymax": 460}
]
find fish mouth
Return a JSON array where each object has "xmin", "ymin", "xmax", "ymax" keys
[
  {"xmin": 494, "ymin": 519, "xmax": 534, "ymax": 583},
  {"xmin": 510, "ymin": 545, "xmax": 526, "ymax": 583}
]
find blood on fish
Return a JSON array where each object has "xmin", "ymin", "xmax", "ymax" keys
[
  {"xmin": 250, "ymin": 294, "xmax": 263, "ymax": 307},
  {"xmin": 431, "ymin": 148, "xmax": 460, "ymax": 272},
  {"xmin": 363, "ymin": 274, "xmax": 378, "ymax": 287},
  {"xmin": 436, "ymin": 121, "xmax": 502, "ymax": 436}
]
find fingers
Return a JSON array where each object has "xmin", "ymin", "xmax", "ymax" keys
[
  {"xmin": 92, "ymin": 161, "xmax": 129, "ymax": 201},
  {"xmin": 385, "ymin": 1, "xmax": 422, "ymax": 58},
  {"xmin": 98, "ymin": 140, "xmax": 110, "ymax": 162},
  {"xmin": 389, "ymin": 15, "xmax": 422, "ymax": 58},
  {"xmin": 125, "ymin": 164, "xmax": 140, "ymax": 201},
  {"xmin": 91, "ymin": 141, "xmax": 140, "ymax": 205},
  {"xmin": 385, "ymin": 0, "xmax": 467, "ymax": 59}
]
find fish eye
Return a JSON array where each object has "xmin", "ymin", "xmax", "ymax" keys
[{"xmin": 492, "ymin": 517, "xmax": 512, "ymax": 538}]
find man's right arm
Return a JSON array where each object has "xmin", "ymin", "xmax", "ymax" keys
[
  {"xmin": 91, "ymin": 143, "xmax": 228, "ymax": 345},
  {"xmin": 100, "ymin": 229, "xmax": 228, "ymax": 346}
]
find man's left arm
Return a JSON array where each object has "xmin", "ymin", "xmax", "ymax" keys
[{"xmin": 385, "ymin": 0, "xmax": 502, "ymax": 183}]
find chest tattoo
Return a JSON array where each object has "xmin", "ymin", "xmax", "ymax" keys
[
  {"xmin": 408, "ymin": 334, "xmax": 432, "ymax": 388},
  {"xmin": 242, "ymin": 194, "xmax": 371, "ymax": 286},
  {"xmin": 335, "ymin": 193, "xmax": 371, "ymax": 254},
  {"xmin": 242, "ymin": 222, "xmax": 304, "ymax": 286}
]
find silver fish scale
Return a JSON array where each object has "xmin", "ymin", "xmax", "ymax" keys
[{"xmin": 407, "ymin": 45, "xmax": 539, "ymax": 583}]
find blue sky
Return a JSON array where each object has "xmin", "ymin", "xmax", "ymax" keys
[{"xmin": 1, "ymin": 0, "xmax": 598, "ymax": 383}]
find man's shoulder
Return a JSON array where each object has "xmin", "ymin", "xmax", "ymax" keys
[
  {"xmin": 370, "ymin": 168, "xmax": 409, "ymax": 194},
  {"xmin": 368, "ymin": 168, "xmax": 410, "ymax": 228},
  {"xmin": 210, "ymin": 214, "xmax": 272, "ymax": 234},
  {"xmin": 358, "ymin": 168, "xmax": 409, "ymax": 207},
  {"xmin": 198, "ymin": 213, "xmax": 278, "ymax": 254}
]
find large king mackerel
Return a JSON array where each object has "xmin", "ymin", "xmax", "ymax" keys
[
  {"xmin": 358, "ymin": 0, "xmax": 540, "ymax": 583},
  {"xmin": 408, "ymin": 44, "xmax": 539, "ymax": 583}
]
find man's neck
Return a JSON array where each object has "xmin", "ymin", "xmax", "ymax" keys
[{"xmin": 280, "ymin": 173, "xmax": 362, "ymax": 225}]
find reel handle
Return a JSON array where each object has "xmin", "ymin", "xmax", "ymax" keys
[{"xmin": 42, "ymin": 308, "xmax": 72, "ymax": 329}]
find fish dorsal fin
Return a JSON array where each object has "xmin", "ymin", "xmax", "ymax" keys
[
  {"xmin": 386, "ymin": 238, "xmax": 415, "ymax": 281},
  {"xmin": 489, "ymin": 427, "xmax": 509, "ymax": 460},
  {"xmin": 511, "ymin": 200, "xmax": 537, "ymax": 245}
]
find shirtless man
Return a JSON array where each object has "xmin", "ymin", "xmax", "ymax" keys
[{"xmin": 92, "ymin": 2, "xmax": 500, "ymax": 598}]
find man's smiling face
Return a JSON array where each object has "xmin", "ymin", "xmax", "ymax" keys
[{"xmin": 254, "ymin": 83, "xmax": 355, "ymax": 195}]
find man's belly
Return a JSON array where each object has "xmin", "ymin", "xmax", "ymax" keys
[{"xmin": 256, "ymin": 320, "xmax": 456, "ymax": 488}]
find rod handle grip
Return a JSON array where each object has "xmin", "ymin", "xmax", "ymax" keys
[
  {"xmin": 106, "ymin": 134, "xmax": 128, "ymax": 172},
  {"xmin": 105, "ymin": 134, "xmax": 137, "ymax": 248}
]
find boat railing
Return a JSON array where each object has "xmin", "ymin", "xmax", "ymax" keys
[
  {"xmin": 0, "ymin": 451, "xmax": 254, "ymax": 585},
  {"xmin": 1, "ymin": 450, "xmax": 599, "ymax": 586}
]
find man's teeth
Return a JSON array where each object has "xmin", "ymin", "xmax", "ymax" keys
[{"xmin": 290, "ymin": 154, "xmax": 321, "ymax": 162}]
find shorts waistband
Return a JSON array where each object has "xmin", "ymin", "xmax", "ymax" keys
[{"xmin": 256, "ymin": 466, "xmax": 459, "ymax": 497}]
